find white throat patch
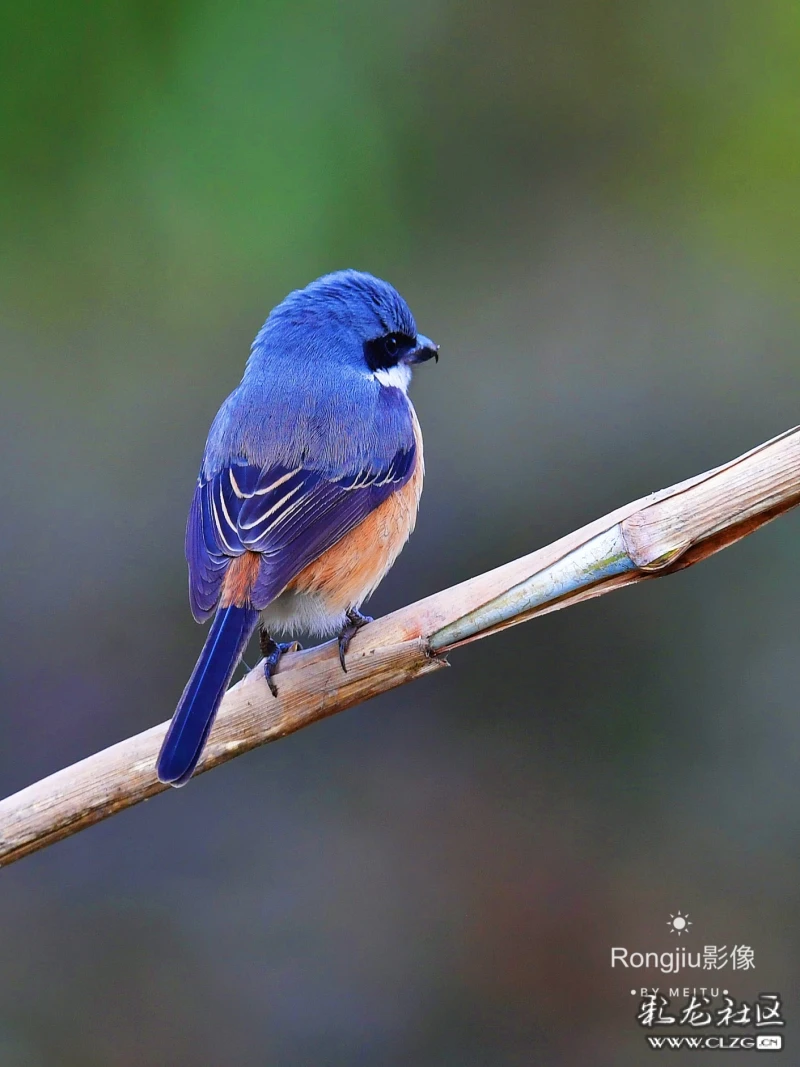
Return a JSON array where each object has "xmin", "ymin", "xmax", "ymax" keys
[{"xmin": 374, "ymin": 364, "xmax": 412, "ymax": 393}]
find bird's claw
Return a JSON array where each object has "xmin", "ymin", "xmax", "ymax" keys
[
  {"xmin": 260, "ymin": 632, "xmax": 302, "ymax": 697},
  {"xmin": 337, "ymin": 609, "xmax": 373, "ymax": 672}
]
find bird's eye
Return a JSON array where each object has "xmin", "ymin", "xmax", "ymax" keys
[{"xmin": 364, "ymin": 330, "xmax": 415, "ymax": 372}]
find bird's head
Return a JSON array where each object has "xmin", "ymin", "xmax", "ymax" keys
[{"xmin": 251, "ymin": 270, "xmax": 439, "ymax": 393}]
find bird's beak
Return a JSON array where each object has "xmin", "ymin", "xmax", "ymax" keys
[{"xmin": 406, "ymin": 335, "xmax": 439, "ymax": 364}]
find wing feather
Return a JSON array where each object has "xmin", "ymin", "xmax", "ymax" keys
[{"xmin": 185, "ymin": 445, "xmax": 416, "ymax": 621}]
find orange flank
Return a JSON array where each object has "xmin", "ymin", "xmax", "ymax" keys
[
  {"xmin": 220, "ymin": 550, "xmax": 262, "ymax": 607},
  {"xmin": 288, "ymin": 406, "xmax": 425, "ymax": 615},
  {"xmin": 219, "ymin": 407, "xmax": 424, "ymax": 617}
]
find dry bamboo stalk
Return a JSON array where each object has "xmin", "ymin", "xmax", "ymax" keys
[{"xmin": 1, "ymin": 425, "xmax": 799, "ymax": 869}]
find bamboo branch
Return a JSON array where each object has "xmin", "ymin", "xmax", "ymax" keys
[{"xmin": 2, "ymin": 425, "xmax": 800, "ymax": 869}]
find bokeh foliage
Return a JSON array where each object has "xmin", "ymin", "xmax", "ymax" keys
[{"xmin": 3, "ymin": 0, "xmax": 800, "ymax": 326}]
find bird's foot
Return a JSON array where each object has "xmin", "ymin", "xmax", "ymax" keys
[
  {"xmin": 337, "ymin": 608, "xmax": 373, "ymax": 672},
  {"xmin": 260, "ymin": 630, "xmax": 302, "ymax": 697}
]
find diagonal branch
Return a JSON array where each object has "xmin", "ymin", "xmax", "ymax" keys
[{"xmin": 2, "ymin": 426, "xmax": 799, "ymax": 869}]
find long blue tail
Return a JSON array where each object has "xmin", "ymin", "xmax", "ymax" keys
[{"xmin": 157, "ymin": 605, "xmax": 259, "ymax": 787}]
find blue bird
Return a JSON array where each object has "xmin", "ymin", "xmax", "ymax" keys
[{"xmin": 157, "ymin": 271, "xmax": 438, "ymax": 786}]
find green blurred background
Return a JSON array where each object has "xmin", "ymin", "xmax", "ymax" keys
[{"xmin": 2, "ymin": 1, "xmax": 800, "ymax": 1063}]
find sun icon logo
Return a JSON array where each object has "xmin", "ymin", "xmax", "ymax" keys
[{"xmin": 667, "ymin": 911, "xmax": 692, "ymax": 936}]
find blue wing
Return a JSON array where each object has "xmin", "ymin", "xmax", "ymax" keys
[{"xmin": 185, "ymin": 447, "xmax": 417, "ymax": 621}]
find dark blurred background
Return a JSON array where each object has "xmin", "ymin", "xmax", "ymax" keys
[{"xmin": 2, "ymin": 2, "xmax": 800, "ymax": 1063}]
